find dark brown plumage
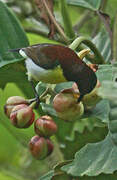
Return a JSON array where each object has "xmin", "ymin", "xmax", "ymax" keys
[{"xmin": 10, "ymin": 44, "xmax": 97, "ymax": 101}]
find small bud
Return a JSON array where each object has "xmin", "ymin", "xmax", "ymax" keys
[
  {"xmin": 10, "ymin": 104, "xmax": 35, "ymax": 128},
  {"xmin": 46, "ymin": 139, "xmax": 54, "ymax": 156},
  {"xmin": 88, "ymin": 64, "xmax": 98, "ymax": 72},
  {"xmin": 29, "ymin": 136, "xmax": 48, "ymax": 160},
  {"xmin": 82, "ymin": 80, "xmax": 101, "ymax": 109},
  {"xmin": 34, "ymin": 116, "xmax": 57, "ymax": 137},
  {"xmin": 4, "ymin": 96, "xmax": 28, "ymax": 118},
  {"xmin": 53, "ymin": 90, "xmax": 84, "ymax": 121}
]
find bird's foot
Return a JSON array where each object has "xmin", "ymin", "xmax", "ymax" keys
[
  {"xmin": 29, "ymin": 80, "xmax": 40, "ymax": 108},
  {"xmin": 35, "ymin": 94, "xmax": 40, "ymax": 109}
]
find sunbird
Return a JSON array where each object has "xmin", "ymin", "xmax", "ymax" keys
[{"xmin": 10, "ymin": 43, "xmax": 97, "ymax": 102}]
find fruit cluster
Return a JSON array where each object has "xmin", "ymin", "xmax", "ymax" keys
[
  {"xmin": 4, "ymin": 78, "xmax": 101, "ymax": 159},
  {"xmin": 4, "ymin": 96, "xmax": 57, "ymax": 160}
]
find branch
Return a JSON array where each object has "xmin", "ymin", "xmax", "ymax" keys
[
  {"xmin": 97, "ymin": 11, "xmax": 112, "ymax": 48},
  {"xmin": 42, "ymin": 0, "xmax": 69, "ymax": 44},
  {"xmin": 24, "ymin": 27, "xmax": 66, "ymax": 44}
]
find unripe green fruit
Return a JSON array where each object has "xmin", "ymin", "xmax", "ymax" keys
[
  {"xmin": 29, "ymin": 136, "xmax": 54, "ymax": 160},
  {"xmin": 34, "ymin": 116, "xmax": 57, "ymax": 137},
  {"xmin": 10, "ymin": 104, "xmax": 35, "ymax": 128},
  {"xmin": 82, "ymin": 81, "xmax": 101, "ymax": 109},
  {"xmin": 53, "ymin": 91, "xmax": 84, "ymax": 121},
  {"xmin": 4, "ymin": 96, "xmax": 28, "ymax": 118}
]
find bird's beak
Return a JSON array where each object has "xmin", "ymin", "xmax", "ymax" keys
[{"xmin": 8, "ymin": 48, "xmax": 21, "ymax": 53}]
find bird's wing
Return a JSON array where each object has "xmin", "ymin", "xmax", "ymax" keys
[
  {"xmin": 23, "ymin": 44, "xmax": 64, "ymax": 70},
  {"xmin": 23, "ymin": 43, "xmax": 82, "ymax": 69}
]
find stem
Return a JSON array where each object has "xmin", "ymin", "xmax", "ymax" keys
[
  {"xmin": 100, "ymin": 0, "xmax": 108, "ymax": 10},
  {"xmin": 60, "ymin": 0, "xmax": 75, "ymax": 40},
  {"xmin": 24, "ymin": 27, "xmax": 66, "ymax": 44},
  {"xmin": 69, "ymin": 36, "xmax": 105, "ymax": 64},
  {"xmin": 29, "ymin": 101, "xmax": 37, "ymax": 109},
  {"xmin": 39, "ymin": 87, "xmax": 49, "ymax": 100},
  {"xmin": 97, "ymin": 11, "xmax": 113, "ymax": 55},
  {"xmin": 42, "ymin": 0, "xmax": 69, "ymax": 44},
  {"xmin": 92, "ymin": 0, "xmax": 108, "ymax": 38}
]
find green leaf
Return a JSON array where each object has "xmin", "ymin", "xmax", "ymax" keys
[
  {"xmin": 87, "ymin": 99, "xmax": 110, "ymax": 123},
  {"xmin": 66, "ymin": 0, "xmax": 101, "ymax": 11},
  {"xmin": 61, "ymin": 125, "xmax": 107, "ymax": 160},
  {"xmin": 0, "ymin": 172, "xmax": 23, "ymax": 180},
  {"xmin": 0, "ymin": 62, "xmax": 28, "ymax": 89},
  {"xmin": 62, "ymin": 80, "xmax": 117, "ymax": 177},
  {"xmin": 0, "ymin": 1, "xmax": 29, "ymax": 88},
  {"xmin": 40, "ymin": 103, "xmax": 57, "ymax": 117},
  {"xmin": 96, "ymin": 65, "xmax": 113, "ymax": 83},
  {"xmin": 36, "ymin": 82, "xmax": 47, "ymax": 97},
  {"xmin": 0, "ymin": 1, "xmax": 29, "ymax": 67},
  {"xmin": 60, "ymin": 0, "xmax": 75, "ymax": 40},
  {"xmin": 62, "ymin": 133, "xmax": 117, "ymax": 176},
  {"xmin": 54, "ymin": 82, "xmax": 74, "ymax": 93},
  {"xmin": 92, "ymin": 30, "xmax": 111, "ymax": 63},
  {"xmin": 39, "ymin": 170, "xmax": 54, "ymax": 180}
]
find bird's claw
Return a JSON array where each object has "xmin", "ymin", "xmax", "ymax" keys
[{"xmin": 35, "ymin": 95, "xmax": 40, "ymax": 109}]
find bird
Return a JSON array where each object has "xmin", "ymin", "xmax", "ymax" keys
[{"xmin": 10, "ymin": 43, "xmax": 97, "ymax": 102}]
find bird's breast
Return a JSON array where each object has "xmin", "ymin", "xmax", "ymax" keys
[{"xmin": 25, "ymin": 58, "xmax": 67, "ymax": 83}]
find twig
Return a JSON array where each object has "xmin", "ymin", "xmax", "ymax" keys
[
  {"xmin": 97, "ymin": 11, "xmax": 112, "ymax": 49},
  {"xmin": 25, "ymin": 27, "xmax": 48, "ymax": 37},
  {"xmin": 24, "ymin": 27, "xmax": 66, "ymax": 44},
  {"xmin": 92, "ymin": 0, "xmax": 108, "ymax": 38},
  {"xmin": 42, "ymin": 0, "xmax": 69, "ymax": 44}
]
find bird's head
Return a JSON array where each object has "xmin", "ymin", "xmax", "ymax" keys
[{"xmin": 19, "ymin": 48, "xmax": 28, "ymax": 58}]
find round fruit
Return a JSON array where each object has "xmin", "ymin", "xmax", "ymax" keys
[
  {"xmin": 10, "ymin": 104, "xmax": 35, "ymax": 128},
  {"xmin": 34, "ymin": 115, "xmax": 57, "ymax": 137}
]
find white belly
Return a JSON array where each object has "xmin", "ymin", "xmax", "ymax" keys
[{"xmin": 25, "ymin": 58, "xmax": 67, "ymax": 83}]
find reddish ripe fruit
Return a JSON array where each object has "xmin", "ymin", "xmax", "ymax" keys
[
  {"xmin": 29, "ymin": 136, "xmax": 48, "ymax": 160},
  {"xmin": 34, "ymin": 116, "xmax": 57, "ymax": 137},
  {"xmin": 4, "ymin": 96, "xmax": 28, "ymax": 118},
  {"xmin": 10, "ymin": 104, "xmax": 35, "ymax": 128},
  {"xmin": 46, "ymin": 139, "xmax": 54, "ymax": 156},
  {"xmin": 29, "ymin": 136, "xmax": 54, "ymax": 159}
]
